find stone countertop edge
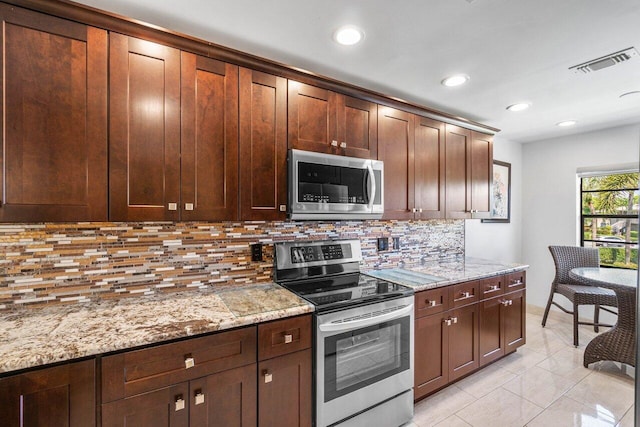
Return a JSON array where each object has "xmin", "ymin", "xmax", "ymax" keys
[
  {"xmin": 0, "ymin": 283, "xmax": 314, "ymax": 375},
  {"xmin": 366, "ymin": 257, "xmax": 530, "ymax": 292}
]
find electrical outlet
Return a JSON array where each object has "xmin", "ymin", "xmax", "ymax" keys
[
  {"xmin": 251, "ymin": 243, "xmax": 263, "ymax": 261},
  {"xmin": 392, "ymin": 237, "xmax": 401, "ymax": 250},
  {"xmin": 377, "ymin": 237, "xmax": 389, "ymax": 252}
]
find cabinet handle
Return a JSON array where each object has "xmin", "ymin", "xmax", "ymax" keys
[
  {"xmin": 444, "ymin": 319, "xmax": 452, "ymax": 326},
  {"xmin": 461, "ymin": 291, "xmax": 472, "ymax": 298},
  {"xmin": 508, "ymin": 299, "xmax": 513, "ymax": 306},
  {"xmin": 411, "ymin": 208, "xmax": 417, "ymax": 213},
  {"xmin": 175, "ymin": 395, "xmax": 185, "ymax": 411},
  {"xmin": 168, "ymin": 203, "xmax": 178, "ymax": 211},
  {"xmin": 340, "ymin": 142, "xmax": 347, "ymax": 148},
  {"xmin": 418, "ymin": 208, "xmax": 423, "ymax": 213},
  {"xmin": 184, "ymin": 355, "xmax": 195, "ymax": 369},
  {"xmin": 279, "ymin": 204, "xmax": 287, "ymax": 212},
  {"xmin": 502, "ymin": 300, "xmax": 513, "ymax": 307},
  {"xmin": 185, "ymin": 203, "xmax": 194, "ymax": 211},
  {"xmin": 511, "ymin": 280, "xmax": 523, "ymax": 286},
  {"xmin": 451, "ymin": 316, "xmax": 458, "ymax": 324},
  {"xmin": 427, "ymin": 300, "xmax": 437, "ymax": 307},
  {"xmin": 489, "ymin": 285, "xmax": 500, "ymax": 291},
  {"xmin": 284, "ymin": 333, "xmax": 293, "ymax": 344},
  {"xmin": 331, "ymin": 140, "xmax": 338, "ymax": 147},
  {"xmin": 194, "ymin": 390, "xmax": 205, "ymax": 405},
  {"xmin": 263, "ymin": 370, "xmax": 273, "ymax": 383}
]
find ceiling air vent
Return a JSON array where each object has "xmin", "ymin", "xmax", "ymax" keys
[{"xmin": 569, "ymin": 47, "xmax": 638, "ymax": 74}]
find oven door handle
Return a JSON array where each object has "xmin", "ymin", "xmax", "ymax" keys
[{"xmin": 318, "ymin": 303, "xmax": 414, "ymax": 333}]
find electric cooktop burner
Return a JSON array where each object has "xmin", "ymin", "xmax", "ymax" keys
[{"xmin": 274, "ymin": 239, "xmax": 413, "ymax": 312}]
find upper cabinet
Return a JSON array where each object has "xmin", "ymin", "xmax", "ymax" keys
[
  {"xmin": 109, "ymin": 34, "xmax": 181, "ymax": 221},
  {"xmin": 0, "ymin": 5, "xmax": 108, "ymax": 222},
  {"xmin": 288, "ymin": 81, "xmax": 377, "ymax": 159},
  {"xmin": 379, "ymin": 108, "xmax": 446, "ymax": 220},
  {"xmin": 239, "ymin": 68, "xmax": 288, "ymax": 220},
  {"xmin": 444, "ymin": 125, "xmax": 492, "ymax": 219},
  {"xmin": 180, "ymin": 53, "xmax": 238, "ymax": 221},
  {"xmin": 109, "ymin": 35, "xmax": 239, "ymax": 221}
]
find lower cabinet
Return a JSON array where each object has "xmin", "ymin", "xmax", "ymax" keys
[
  {"xmin": 102, "ymin": 364, "xmax": 257, "ymax": 427},
  {"xmin": 258, "ymin": 349, "xmax": 312, "ymax": 427},
  {"xmin": 414, "ymin": 272, "xmax": 526, "ymax": 401},
  {"xmin": 101, "ymin": 314, "xmax": 312, "ymax": 427},
  {"xmin": 0, "ymin": 359, "xmax": 96, "ymax": 427}
]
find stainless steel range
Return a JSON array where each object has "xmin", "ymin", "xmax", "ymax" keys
[{"xmin": 274, "ymin": 239, "xmax": 414, "ymax": 427}]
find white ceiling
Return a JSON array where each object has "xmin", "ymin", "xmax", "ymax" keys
[{"xmin": 74, "ymin": 0, "xmax": 640, "ymax": 143}]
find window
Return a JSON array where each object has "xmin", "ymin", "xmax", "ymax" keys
[{"xmin": 580, "ymin": 172, "xmax": 639, "ymax": 269}]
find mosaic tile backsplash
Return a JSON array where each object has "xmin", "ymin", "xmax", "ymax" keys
[{"xmin": 0, "ymin": 220, "xmax": 464, "ymax": 310}]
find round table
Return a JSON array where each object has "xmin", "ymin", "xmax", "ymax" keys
[{"xmin": 569, "ymin": 267, "xmax": 638, "ymax": 367}]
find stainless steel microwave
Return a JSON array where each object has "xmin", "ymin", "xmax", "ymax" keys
[{"xmin": 288, "ymin": 149, "xmax": 384, "ymax": 220}]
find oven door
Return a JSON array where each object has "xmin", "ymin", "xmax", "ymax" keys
[{"xmin": 316, "ymin": 296, "xmax": 414, "ymax": 427}]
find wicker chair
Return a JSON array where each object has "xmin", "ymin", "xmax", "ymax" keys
[{"xmin": 541, "ymin": 246, "xmax": 618, "ymax": 346}]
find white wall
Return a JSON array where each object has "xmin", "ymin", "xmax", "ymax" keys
[
  {"xmin": 521, "ymin": 124, "xmax": 640, "ymax": 310},
  {"xmin": 465, "ymin": 136, "xmax": 523, "ymax": 263}
]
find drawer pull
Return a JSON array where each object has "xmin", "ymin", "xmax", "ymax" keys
[
  {"xmin": 184, "ymin": 356, "xmax": 195, "ymax": 369},
  {"xmin": 489, "ymin": 285, "xmax": 500, "ymax": 291},
  {"xmin": 412, "ymin": 208, "xmax": 417, "ymax": 213},
  {"xmin": 340, "ymin": 142, "xmax": 347, "ymax": 148},
  {"xmin": 427, "ymin": 300, "xmax": 437, "ymax": 307},
  {"xmin": 194, "ymin": 390, "xmax": 205, "ymax": 405},
  {"xmin": 331, "ymin": 140, "xmax": 338, "ymax": 147},
  {"xmin": 444, "ymin": 319, "xmax": 452, "ymax": 326},
  {"xmin": 284, "ymin": 333, "xmax": 293, "ymax": 344},
  {"xmin": 175, "ymin": 396, "xmax": 185, "ymax": 411},
  {"xmin": 461, "ymin": 291, "xmax": 472, "ymax": 298},
  {"xmin": 451, "ymin": 316, "xmax": 458, "ymax": 324},
  {"xmin": 263, "ymin": 370, "xmax": 273, "ymax": 383},
  {"xmin": 511, "ymin": 280, "xmax": 523, "ymax": 286}
]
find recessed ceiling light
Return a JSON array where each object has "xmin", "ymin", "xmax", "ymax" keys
[
  {"xmin": 441, "ymin": 74, "xmax": 469, "ymax": 87},
  {"xmin": 506, "ymin": 103, "xmax": 531, "ymax": 112},
  {"xmin": 334, "ymin": 26, "xmax": 364, "ymax": 46},
  {"xmin": 556, "ymin": 120, "xmax": 577, "ymax": 127},
  {"xmin": 620, "ymin": 91, "xmax": 640, "ymax": 98}
]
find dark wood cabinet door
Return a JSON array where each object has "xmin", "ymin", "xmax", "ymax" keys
[
  {"xmin": 414, "ymin": 313, "xmax": 449, "ymax": 400},
  {"xmin": 102, "ymin": 383, "xmax": 189, "ymax": 427},
  {"xmin": 288, "ymin": 81, "xmax": 337, "ymax": 153},
  {"xmin": 239, "ymin": 68, "xmax": 287, "ymax": 220},
  {"xmin": 444, "ymin": 124, "xmax": 471, "ymax": 219},
  {"xmin": 504, "ymin": 289, "xmax": 526, "ymax": 353},
  {"xmin": 190, "ymin": 364, "xmax": 257, "ymax": 427},
  {"xmin": 109, "ymin": 33, "xmax": 181, "ymax": 221},
  {"xmin": 181, "ymin": 53, "xmax": 238, "ymax": 221},
  {"xmin": 478, "ymin": 295, "xmax": 505, "ymax": 366},
  {"xmin": 0, "ymin": 359, "xmax": 95, "ymax": 427},
  {"xmin": 448, "ymin": 304, "xmax": 479, "ymax": 381},
  {"xmin": 414, "ymin": 116, "xmax": 445, "ymax": 219},
  {"xmin": 0, "ymin": 5, "xmax": 107, "ymax": 222},
  {"xmin": 338, "ymin": 95, "xmax": 378, "ymax": 159},
  {"xmin": 378, "ymin": 106, "xmax": 415, "ymax": 220},
  {"xmin": 258, "ymin": 349, "xmax": 312, "ymax": 427},
  {"xmin": 469, "ymin": 131, "xmax": 493, "ymax": 218}
]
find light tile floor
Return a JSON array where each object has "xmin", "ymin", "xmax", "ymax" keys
[{"xmin": 406, "ymin": 309, "xmax": 636, "ymax": 427}]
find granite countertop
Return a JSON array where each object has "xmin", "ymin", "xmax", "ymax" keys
[
  {"xmin": 0, "ymin": 283, "xmax": 313, "ymax": 374},
  {"xmin": 366, "ymin": 257, "xmax": 529, "ymax": 292}
]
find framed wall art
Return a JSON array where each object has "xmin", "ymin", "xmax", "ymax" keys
[{"xmin": 482, "ymin": 160, "xmax": 511, "ymax": 223}]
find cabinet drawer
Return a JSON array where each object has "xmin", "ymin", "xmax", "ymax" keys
[
  {"xmin": 450, "ymin": 280, "xmax": 479, "ymax": 308},
  {"xmin": 102, "ymin": 326, "xmax": 256, "ymax": 403},
  {"xmin": 415, "ymin": 288, "xmax": 449, "ymax": 318},
  {"xmin": 505, "ymin": 271, "xmax": 526, "ymax": 292},
  {"xmin": 258, "ymin": 315, "xmax": 312, "ymax": 361},
  {"xmin": 479, "ymin": 275, "xmax": 504, "ymax": 299}
]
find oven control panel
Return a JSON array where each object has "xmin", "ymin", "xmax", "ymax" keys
[
  {"xmin": 274, "ymin": 239, "xmax": 362, "ymax": 271},
  {"xmin": 291, "ymin": 243, "xmax": 352, "ymax": 263}
]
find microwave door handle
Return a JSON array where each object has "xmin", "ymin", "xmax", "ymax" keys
[
  {"xmin": 318, "ymin": 304, "xmax": 413, "ymax": 333},
  {"xmin": 367, "ymin": 163, "xmax": 376, "ymax": 211}
]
